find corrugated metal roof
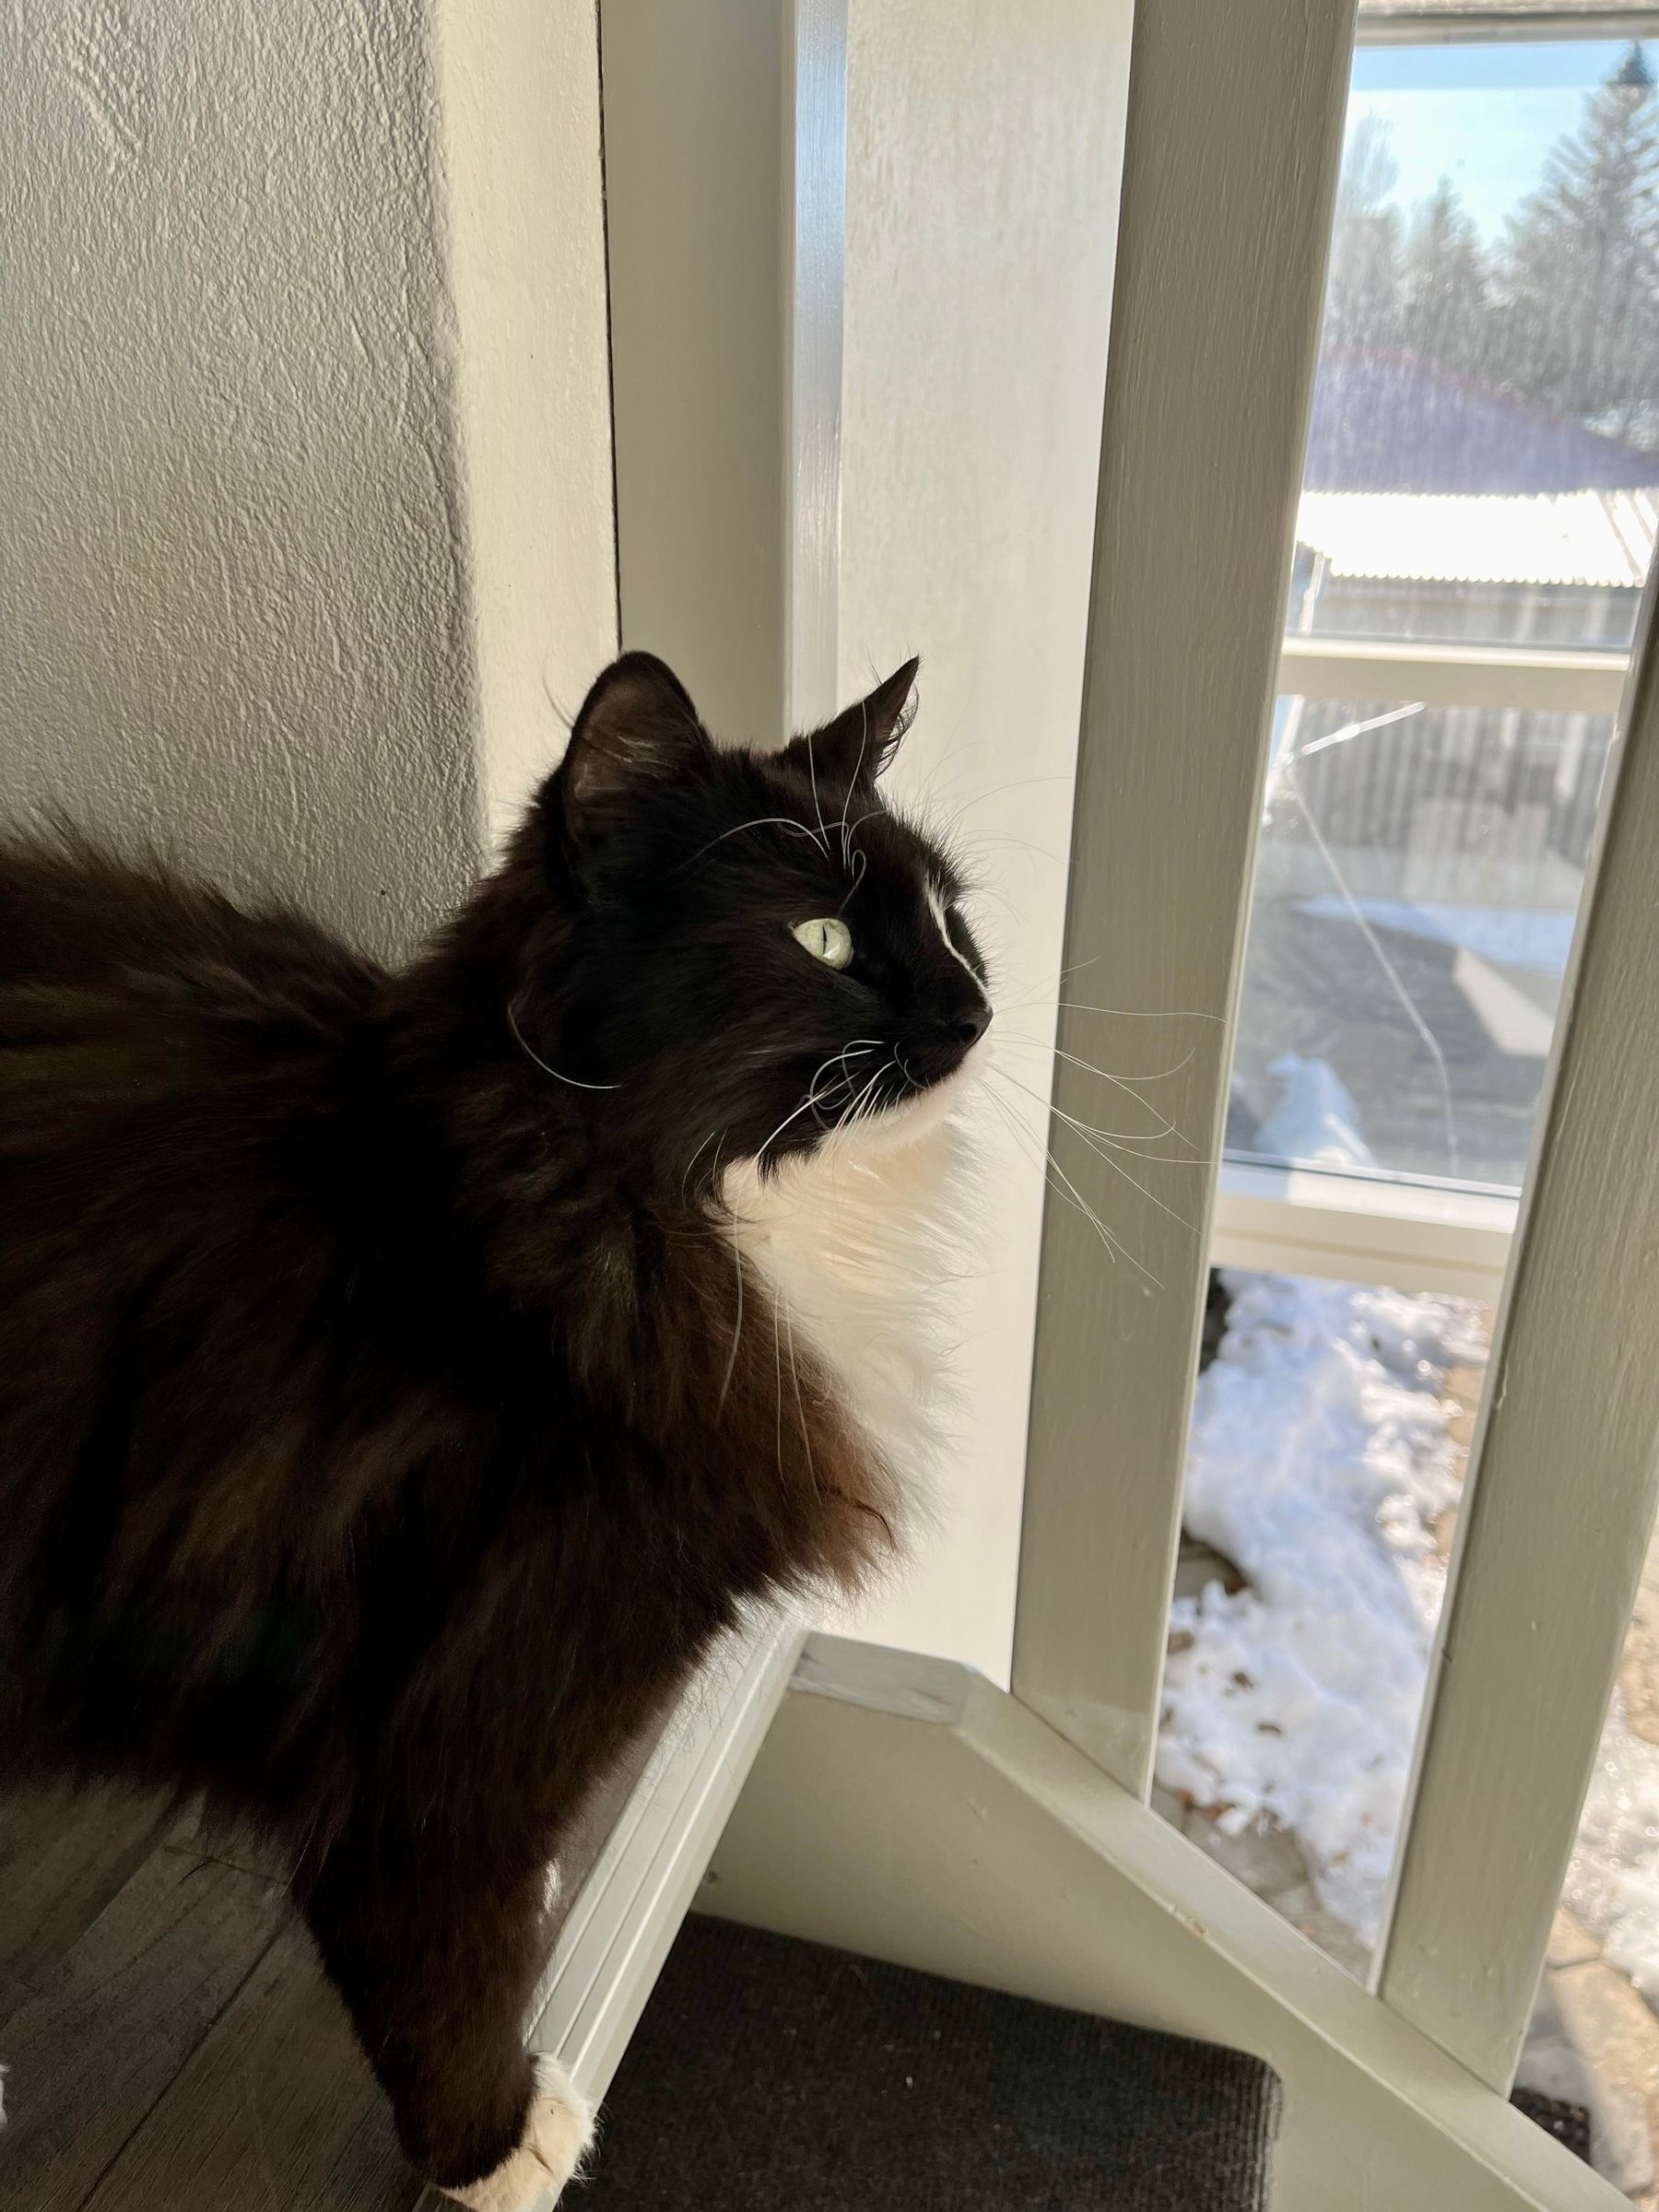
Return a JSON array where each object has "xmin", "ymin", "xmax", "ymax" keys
[{"xmin": 1296, "ymin": 489, "xmax": 1658, "ymax": 589}]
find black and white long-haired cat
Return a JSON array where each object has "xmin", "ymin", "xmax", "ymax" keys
[{"xmin": 0, "ymin": 650, "xmax": 989, "ymax": 2207}]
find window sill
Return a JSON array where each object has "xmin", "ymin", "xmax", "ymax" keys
[{"xmin": 1211, "ymin": 1157, "xmax": 1517, "ymax": 1300}]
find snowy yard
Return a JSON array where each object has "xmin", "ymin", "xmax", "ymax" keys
[{"xmin": 1158, "ymin": 1269, "xmax": 1659, "ymax": 2196}]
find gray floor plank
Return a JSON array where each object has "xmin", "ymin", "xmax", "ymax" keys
[
  {"xmin": 0, "ymin": 1787, "xmax": 177, "ymax": 2019},
  {"xmin": 0, "ymin": 1730, "xmax": 666, "ymax": 2209},
  {"xmin": 0, "ymin": 1840, "xmax": 285, "ymax": 2212},
  {"xmin": 80, "ymin": 1918, "xmax": 422, "ymax": 2212}
]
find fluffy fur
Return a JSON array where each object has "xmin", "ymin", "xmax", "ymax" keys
[{"xmin": 0, "ymin": 652, "xmax": 989, "ymax": 2204}]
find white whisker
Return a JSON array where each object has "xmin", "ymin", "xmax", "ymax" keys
[
  {"xmin": 676, "ymin": 816, "xmax": 827, "ymax": 872},
  {"xmin": 717, "ymin": 1239, "xmax": 746, "ymax": 1413},
  {"xmin": 982, "ymin": 1082, "xmax": 1155, "ymax": 1283},
  {"xmin": 803, "ymin": 732, "xmax": 831, "ymax": 856},
  {"xmin": 985, "ymin": 1057, "xmax": 1200, "ymax": 1153},
  {"xmin": 987, "ymin": 1066, "xmax": 1199, "ymax": 1232},
  {"xmin": 992, "ymin": 1034, "xmax": 1190, "ymax": 1141},
  {"xmin": 507, "ymin": 1001, "xmax": 618, "ymax": 1092}
]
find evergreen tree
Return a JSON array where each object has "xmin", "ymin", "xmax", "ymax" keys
[
  {"xmin": 1398, "ymin": 177, "xmax": 1492, "ymax": 382},
  {"xmin": 1324, "ymin": 112, "xmax": 1404, "ymax": 352},
  {"xmin": 1493, "ymin": 41, "xmax": 1659, "ymax": 441}
]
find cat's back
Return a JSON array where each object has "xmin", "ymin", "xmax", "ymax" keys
[
  {"xmin": 0, "ymin": 831, "xmax": 384, "ymax": 1211},
  {"xmin": 0, "ymin": 830, "xmax": 378, "ymax": 1008}
]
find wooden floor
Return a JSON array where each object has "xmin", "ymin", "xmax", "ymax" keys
[{"xmin": 0, "ymin": 1771, "xmax": 641, "ymax": 2212}]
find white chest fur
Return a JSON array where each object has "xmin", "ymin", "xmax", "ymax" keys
[{"xmin": 719, "ymin": 1067, "xmax": 977, "ymax": 1532}]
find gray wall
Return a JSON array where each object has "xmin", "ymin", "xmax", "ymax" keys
[{"xmin": 0, "ymin": 0, "xmax": 488, "ymax": 959}]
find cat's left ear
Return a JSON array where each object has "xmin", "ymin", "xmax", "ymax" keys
[
  {"xmin": 791, "ymin": 658, "xmax": 919, "ymax": 790},
  {"xmin": 555, "ymin": 653, "xmax": 709, "ymax": 838}
]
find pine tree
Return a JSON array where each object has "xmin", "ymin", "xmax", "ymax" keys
[
  {"xmin": 1398, "ymin": 177, "xmax": 1492, "ymax": 383},
  {"xmin": 1494, "ymin": 41, "xmax": 1659, "ymax": 441},
  {"xmin": 1324, "ymin": 112, "xmax": 1404, "ymax": 353}
]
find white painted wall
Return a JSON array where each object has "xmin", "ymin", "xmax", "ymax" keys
[
  {"xmin": 435, "ymin": 1, "xmax": 618, "ymax": 840},
  {"xmin": 837, "ymin": 0, "xmax": 1131, "ymax": 1681},
  {"xmin": 0, "ymin": 0, "xmax": 615, "ymax": 953}
]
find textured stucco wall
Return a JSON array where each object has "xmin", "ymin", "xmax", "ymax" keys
[{"xmin": 0, "ymin": 0, "xmax": 605, "ymax": 959}]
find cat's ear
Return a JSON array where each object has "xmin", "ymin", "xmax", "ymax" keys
[
  {"xmin": 556, "ymin": 653, "xmax": 709, "ymax": 835},
  {"xmin": 793, "ymin": 658, "xmax": 920, "ymax": 791}
]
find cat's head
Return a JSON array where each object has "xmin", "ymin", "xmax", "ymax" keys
[{"xmin": 515, "ymin": 652, "xmax": 990, "ymax": 1193}]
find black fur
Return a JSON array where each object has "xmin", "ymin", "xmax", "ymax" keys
[{"xmin": 0, "ymin": 652, "xmax": 987, "ymax": 2192}]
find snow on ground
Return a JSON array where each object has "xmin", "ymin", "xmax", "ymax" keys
[
  {"xmin": 1160, "ymin": 1265, "xmax": 1659, "ymax": 2001},
  {"xmin": 1569, "ymin": 1707, "xmax": 1659, "ymax": 2009},
  {"xmin": 1250, "ymin": 1053, "xmax": 1377, "ymax": 1170},
  {"xmin": 1156, "ymin": 1270, "xmax": 1479, "ymax": 1943}
]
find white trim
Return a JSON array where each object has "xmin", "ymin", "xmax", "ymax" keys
[
  {"xmin": 1014, "ymin": 0, "xmax": 1358, "ymax": 1794},
  {"xmin": 1377, "ymin": 574, "xmax": 1659, "ymax": 2088},
  {"xmin": 527, "ymin": 1618, "xmax": 803, "ymax": 2103},
  {"xmin": 1277, "ymin": 635, "xmax": 1630, "ymax": 717},
  {"xmin": 1359, "ymin": 9, "xmax": 1659, "ymax": 49},
  {"xmin": 1213, "ymin": 1159, "xmax": 1516, "ymax": 1300},
  {"xmin": 600, "ymin": 1, "xmax": 846, "ymax": 748}
]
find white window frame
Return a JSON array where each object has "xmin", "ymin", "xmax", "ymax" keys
[{"xmin": 1017, "ymin": 0, "xmax": 1659, "ymax": 2132}]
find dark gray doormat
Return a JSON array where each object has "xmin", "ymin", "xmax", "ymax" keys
[{"xmin": 582, "ymin": 1914, "xmax": 1282, "ymax": 2210}]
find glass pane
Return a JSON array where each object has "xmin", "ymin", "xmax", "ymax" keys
[
  {"xmin": 1157, "ymin": 1270, "xmax": 1490, "ymax": 1978},
  {"xmin": 1300, "ymin": 27, "xmax": 1659, "ymax": 653},
  {"xmin": 1230, "ymin": 691, "xmax": 1613, "ymax": 1186},
  {"xmin": 1231, "ymin": 16, "xmax": 1659, "ymax": 1194}
]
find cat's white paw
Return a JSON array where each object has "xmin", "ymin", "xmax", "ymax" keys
[{"xmin": 441, "ymin": 2057, "xmax": 594, "ymax": 2212}]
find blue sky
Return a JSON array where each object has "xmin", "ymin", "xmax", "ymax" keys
[{"xmin": 1348, "ymin": 38, "xmax": 1648, "ymax": 239}]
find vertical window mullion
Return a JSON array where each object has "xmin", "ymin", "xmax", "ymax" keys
[{"xmin": 1012, "ymin": 0, "xmax": 1359, "ymax": 1793}]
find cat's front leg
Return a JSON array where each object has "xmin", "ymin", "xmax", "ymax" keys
[{"xmin": 302, "ymin": 1841, "xmax": 592, "ymax": 2208}]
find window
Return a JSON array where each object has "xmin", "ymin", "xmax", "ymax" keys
[
  {"xmin": 1159, "ymin": 12, "xmax": 1659, "ymax": 2191},
  {"xmin": 1212, "ymin": 8, "xmax": 1659, "ymax": 1297}
]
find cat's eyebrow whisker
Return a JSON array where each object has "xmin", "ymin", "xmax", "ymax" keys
[
  {"xmin": 838, "ymin": 846, "xmax": 867, "ymax": 913},
  {"xmin": 803, "ymin": 733, "xmax": 833, "ymax": 858},
  {"xmin": 842, "ymin": 703, "xmax": 871, "ymax": 865},
  {"xmin": 675, "ymin": 817, "xmax": 826, "ymax": 872}
]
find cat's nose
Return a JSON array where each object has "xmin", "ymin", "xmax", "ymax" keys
[{"xmin": 950, "ymin": 1000, "xmax": 992, "ymax": 1049}]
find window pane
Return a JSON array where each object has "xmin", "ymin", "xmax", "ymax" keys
[
  {"xmin": 1300, "ymin": 28, "xmax": 1659, "ymax": 653},
  {"xmin": 1231, "ymin": 18, "xmax": 1659, "ymax": 1193},
  {"xmin": 1158, "ymin": 1271, "xmax": 1488, "ymax": 1975},
  {"xmin": 1230, "ymin": 692, "xmax": 1613, "ymax": 1187}
]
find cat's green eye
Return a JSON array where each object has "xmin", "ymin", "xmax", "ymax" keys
[{"xmin": 792, "ymin": 916, "xmax": 853, "ymax": 970}]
